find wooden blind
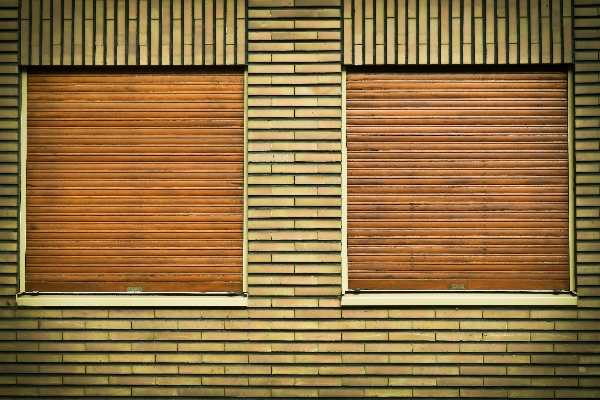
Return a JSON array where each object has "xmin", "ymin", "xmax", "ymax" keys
[
  {"xmin": 346, "ymin": 70, "xmax": 569, "ymax": 291},
  {"xmin": 26, "ymin": 68, "xmax": 244, "ymax": 293}
]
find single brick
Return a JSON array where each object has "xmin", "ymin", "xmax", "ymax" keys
[
  {"xmin": 413, "ymin": 388, "xmax": 460, "ymax": 397},
  {"xmin": 296, "ymin": 353, "xmax": 341, "ymax": 364},
  {"xmin": 460, "ymin": 342, "xmax": 507, "ymax": 352},
  {"xmin": 62, "ymin": 353, "xmax": 109, "ymax": 363},
  {"xmin": 460, "ymin": 320, "xmax": 507, "ymax": 330},
  {"xmin": 460, "ymin": 365, "xmax": 507, "ymax": 375},
  {"xmin": 108, "ymin": 309, "xmax": 154, "ymax": 319},
  {"xmin": 222, "ymin": 365, "xmax": 269, "ymax": 376},
  {"xmin": 410, "ymin": 365, "xmax": 460, "ymax": 376},
  {"xmin": 245, "ymin": 353, "xmax": 293, "ymax": 364},
  {"xmin": 436, "ymin": 309, "xmax": 482, "ymax": 319},
  {"xmin": 531, "ymin": 332, "xmax": 577, "ymax": 341},
  {"xmin": 107, "ymin": 331, "xmax": 154, "ymax": 341},
  {"xmin": 529, "ymin": 309, "xmax": 578, "ymax": 319},
  {"xmin": 38, "ymin": 320, "xmax": 85, "ymax": 329},
  {"xmin": 391, "ymin": 354, "xmax": 436, "ymax": 364},
  {"xmin": 288, "ymin": 376, "xmax": 340, "ymax": 389},
  {"xmin": 390, "ymin": 376, "xmax": 436, "ymax": 386},
  {"xmin": 531, "ymin": 354, "xmax": 579, "ymax": 364},
  {"xmin": 436, "ymin": 332, "xmax": 483, "ymax": 341},
  {"xmin": 413, "ymin": 320, "xmax": 460, "ymax": 330},
  {"xmin": 483, "ymin": 310, "xmax": 529, "ymax": 319},
  {"xmin": 179, "ymin": 387, "xmax": 225, "ymax": 396},
  {"xmin": 460, "ymin": 388, "xmax": 509, "ymax": 398},
  {"xmin": 510, "ymin": 345, "xmax": 556, "ymax": 360},
  {"xmin": 507, "ymin": 365, "xmax": 554, "ymax": 376},
  {"xmin": 17, "ymin": 375, "xmax": 63, "ymax": 385},
  {"xmin": 365, "ymin": 320, "xmax": 412, "ymax": 330},
  {"xmin": 413, "ymin": 343, "xmax": 460, "ymax": 353},
  {"xmin": 132, "ymin": 365, "xmax": 179, "ymax": 375},
  {"xmin": 202, "ymin": 376, "xmax": 249, "ymax": 386},
  {"xmin": 39, "ymin": 388, "xmax": 85, "ymax": 397},
  {"xmin": 389, "ymin": 331, "xmax": 435, "ymax": 341},
  {"xmin": 318, "ymin": 387, "xmax": 365, "ymax": 397},
  {"xmin": 248, "ymin": 331, "xmax": 294, "ymax": 342},
  {"xmin": 39, "ymin": 365, "xmax": 85, "ymax": 374},
  {"xmin": 271, "ymin": 342, "xmax": 319, "ymax": 353},
  {"xmin": 38, "ymin": 342, "xmax": 83, "ymax": 351},
  {"xmin": 62, "ymin": 375, "xmax": 109, "ymax": 385},
  {"xmin": 555, "ymin": 389, "xmax": 600, "ymax": 398},
  {"xmin": 319, "ymin": 365, "xmax": 366, "ymax": 375},
  {"xmin": 225, "ymin": 342, "xmax": 272, "ymax": 352},
  {"xmin": 84, "ymin": 387, "xmax": 131, "ymax": 396},
  {"xmin": 58, "ymin": 331, "xmax": 106, "ymax": 342},
  {"xmin": 507, "ymin": 321, "xmax": 554, "ymax": 330},
  {"xmin": 437, "ymin": 377, "xmax": 483, "ymax": 386},
  {"xmin": 342, "ymin": 331, "xmax": 388, "ymax": 341},
  {"xmin": 555, "ymin": 365, "xmax": 600, "ymax": 375},
  {"xmin": 341, "ymin": 376, "xmax": 389, "ymax": 386},
  {"xmin": 155, "ymin": 354, "xmax": 203, "ymax": 363},
  {"xmin": 363, "ymin": 388, "xmax": 412, "ymax": 397},
  {"xmin": 109, "ymin": 375, "xmax": 156, "ymax": 385},
  {"xmin": 179, "ymin": 365, "xmax": 225, "ymax": 375},
  {"xmin": 485, "ymin": 377, "xmax": 532, "ymax": 386},
  {"xmin": 295, "ymin": 331, "xmax": 341, "ymax": 341},
  {"xmin": 16, "ymin": 353, "xmax": 62, "ymax": 363},
  {"xmin": 272, "ymin": 388, "xmax": 319, "ymax": 397},
  {"xmin": 226, "ymin": 388, "xmax": 273, "ymax": 397},
  {"xmin": 437, "ymin": 354, "xmax": 483, "ymax": 364},
  {"xmin": 201, "ymin": 353, "xmax": 249, "ymax": 363},
  {"xmin": 483, "ymin": 332, "xmax": 530, "ymax": 341},
  {"xmin": 365, "ymin": 343, "xmax": 413, "ymax": 353},
  {"xmin": 532, "ymin": 377, "xmax": 578, "ymax": 387},
  {"xmin": 484, "ymin": 355, "xmax": 530, "ymax": 364}
]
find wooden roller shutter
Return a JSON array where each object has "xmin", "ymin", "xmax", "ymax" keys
[
  {"xmin": 26, "ymin": 68, "xmax": 244, "ymax": 293},
  {"xmin": 346, "ymin": 70, "xmax": 569, "ymax": 291}
]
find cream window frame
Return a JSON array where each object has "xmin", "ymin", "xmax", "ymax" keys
[
  {"xmin": 16, "ymin": 69, "xmax": 249, "ymax": 307},
  {"xmin": 340, "ymin": 67, "xmax": 577, "ymax": 307}
]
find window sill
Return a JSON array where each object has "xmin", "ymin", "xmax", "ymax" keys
[
  {"xmin": 16, "ymin": 293, "xmax": 248, "ymax": 307},
  {"xmin": 341, "ymin": 292, "xmax": 578, "ymax": 306}
]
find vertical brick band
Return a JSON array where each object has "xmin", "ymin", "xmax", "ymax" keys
[{"xmin": 246, "ymin": 0, "xmax": 343, "ymax": 308}]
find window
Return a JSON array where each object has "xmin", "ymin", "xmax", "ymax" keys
[
  {"xmin": 18, "ymin": 67, "xmax": 248, "ymax": 306},
  {"xmin": 342, "ymin": 67, "xmax": 576, "ymax": 306}
]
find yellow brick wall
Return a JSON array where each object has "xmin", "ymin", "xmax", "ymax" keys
[{"xmin": 0, "ymin": 0, "xmax": 598, "ymax": 398}]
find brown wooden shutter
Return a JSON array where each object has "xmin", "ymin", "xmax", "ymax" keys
[
  {"xmin": 26, "ymin": 68, "xmax": 244, "ymax": 293},
  {"xmin": 346, "ymin": 70, "xmax": 569, "ymax": 291}
]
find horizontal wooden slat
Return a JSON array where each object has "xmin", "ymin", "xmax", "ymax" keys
[
  {"xmin": 26, "ymin": 281, "xmax": 241, "ymax": 293},
  {"xmin": 26, "ymin": 69, "xmax": 245, "ymax": 293},
  {"xmin": 347, "ymin": 70, "xmax": 569, "ymax": 292}
]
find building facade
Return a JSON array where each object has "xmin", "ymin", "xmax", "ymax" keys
[{"xmin": 0, "ymin": 0, "xmax": 599, "ymax": 397}]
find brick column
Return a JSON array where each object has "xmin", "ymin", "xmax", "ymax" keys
[
  {"xmin": 246, "ymin": 0, "xmax": 343, "ymax": 311},
  {"xmin": 573, "ymin": 0, "xmax": 600, "ymax": 307},
  {"xmin": 0, "ymin": 0, "xmax": 19, "ymax": 300}
]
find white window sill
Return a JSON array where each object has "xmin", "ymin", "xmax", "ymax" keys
[
  {"xmin": 341, "ymin": 292, "xmax": 578, "ymax": 306},
  {"xmin": 16, "ymin": 294, "xmax": 248, "ymax": 307}
]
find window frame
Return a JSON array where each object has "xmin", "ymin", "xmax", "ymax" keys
[
  {"xmin": 340, "ymin": 67, "xmax": 577, "ymax": 307},
  {"xmin": 16, "ymin": 68, "xmax": 249, "ymax": 307}
]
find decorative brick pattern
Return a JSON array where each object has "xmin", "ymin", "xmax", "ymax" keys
[
  {"xmin": 19, "ymin": 0, "xmax": 246, "ymax": 66},
  {"xmin": 343, "ymin": 0, "xmax": 574, "ymax": 65},
  {"xmin": 0, "ymin": 0, "xmax": 598, "ymax": 398}
]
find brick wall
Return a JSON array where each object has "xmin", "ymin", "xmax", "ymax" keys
[{"xmin": 0, "ymin": 0, "xmax": 598, "ymax": 398}]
